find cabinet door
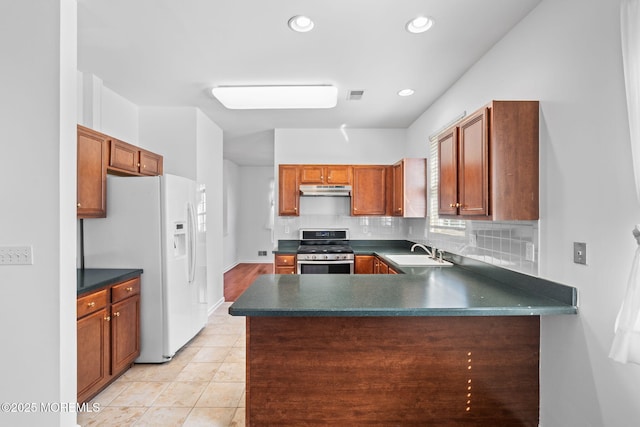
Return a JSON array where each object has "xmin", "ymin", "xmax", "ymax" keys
[
  {"xmin": 355, "ymin": 255, "xmax": 375, "ymax": 274},
  {"xmin": 391, "ymin": 161, "xmax": 404, "ymax": 216},
  {"xmin": 373, "ymin": 257, "xmax": 389, "ymax": 274},
  {"xmin": 77, "ymin": 308, "xmax": 110, "ymax": 403},
  {"xmin": 352, "ymin": 166, "xmax": 386, "ymax": 215},
  {"xmin": 325, "ymin": 165, "xmax": 351, "ymax": 185},
  {"xmin": 438, "ymin": 127, "xmax": 459, "ymax": 216},
  {"xmin": 111, "ymin": 294, "xmax": 140, "ymax": 374},
  {"xmin": 458, "ymin": 108, "xmax": 489, "ymax": 217},
  {"xmin": 109, "ymin": 139, "xmax": 140, "ymax": 174},
  {"xmin": 278, "ymin": 165, "xmax": 299, "ymax": 216},
  {"xmin": 139, "ymin": 150, "xmax": 163, "ymax": 176},
  {"xmin": 77, "ymin": 126, "xmax": 107, "ymax": 218},
  {"xmin": 299, "ymin": 165, "xmax": 325, "ymax": 184}
]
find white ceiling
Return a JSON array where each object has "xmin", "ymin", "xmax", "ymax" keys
[{"xmin": 78, "ymin": 0, "xmax": 541, "ymax": 166}]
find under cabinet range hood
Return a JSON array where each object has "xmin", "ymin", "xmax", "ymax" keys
[{"xmin": 299, "ymin": 184, "xmax": 352, "ymax": 197}]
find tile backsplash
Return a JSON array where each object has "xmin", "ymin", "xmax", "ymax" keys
[{"xmin": 275, "ymin": 213, "xmax": 539, "ymax": 276}]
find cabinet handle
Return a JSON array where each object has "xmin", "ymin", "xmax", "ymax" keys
[
  {"xmin": 143, "ymin": 165, "xmax": 146, "ymax": 169},
  {"xmin": 125, "ymin": 287, "xmax": 133, "ymax": 292},
  {"xmin": 113, "ymin": 311, "xmax": 120, "ymax": 317},
  {"xmin": 77, "ymin": 203, "xmax": 81, "ymax": 208},
  {"xmin": 104, "ymin": 316, "xmax": 111, "ymax": 322},
  {"xmin": 87, "ymin": 302, "xmax": 95, "ymax": 308},
  {"xmin": 456, "ymin": 203, "xmax": 461, "ymax": 208},
  {"xmin": 137, "ymin": 162, "xmax": 141, "ymax": 167}
]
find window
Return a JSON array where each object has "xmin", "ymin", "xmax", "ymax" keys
[{"xmin": 428, "ymin": 138, "xmax": 465, "ymax": 235}]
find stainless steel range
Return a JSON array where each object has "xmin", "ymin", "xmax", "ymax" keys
[{"xmin": 297, "ymin": 229, "xmax": 354, "ymax": 274}]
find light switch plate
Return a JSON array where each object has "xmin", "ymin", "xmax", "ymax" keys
[
  {"xmin": 573, "ymin": 242, "xmax": 586, "ymax": 265},
  {"xmin": 0, "ymin": 246, "xmax": 33, "ymax": 265}
]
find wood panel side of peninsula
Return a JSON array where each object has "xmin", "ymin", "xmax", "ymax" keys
[{"xmin": 245, "ymin": 315, "xmax": 540, "ymax": 426}]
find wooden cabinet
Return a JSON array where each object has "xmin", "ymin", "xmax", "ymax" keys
[
  {"xmin": 374, "ymin": 257, "xmax": 389, "ymax": 274},
  {"xmin": 77, "ymin": 125, "xmax": 163, "ymax": 217},
  {"xmin": 354, "ymin": 255, "xmax": 375, "ymax": 274},
  {"xmin": 278, "ymin": 165, "xmax": 300, "ymax": 216},
  {"xmin": 299, "ymin": 165, "xmax": 351, "ymax": 185},
  {"xmin": 77, "ymin": 125, "xmax": 108, "ymax": 218},
  {"xmin": 77, "ymin": 276, "xmax": 141, "ymax": 403},
  {"xmin": 275, "ymin": 254, "xmax": 297, "ymax": 274},
  {"xmin": 438, "ymin": 100, "xmax": 539, "ymax": 220},
  {"xmin": 351, "ymin": 166, "xmax": 387, "ymax": 215},
  {"xmin": 390, "ymin": 158, "xmax": 427, "ymax": 217},
  {"xmin": 108, "ymin": 139, "xmax": 163, "ymax": 177}
]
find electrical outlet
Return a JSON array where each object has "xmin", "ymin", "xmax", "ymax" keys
[
  {"xmin": 468, "ymin": 233, "xmax": 477, "ymax": 246},
  {"xmin": 0, "ymin": 246, "xmax": 33, "ymax": 265},
  {"xmin": 525, "ymin": 243, "xmax": 535, "ymax": 262},
  {"xmin": 573, "ymin": 242, "xmax": 587, "ymax": 265},
  {"xmin": 258, "ymin": 250, "xmax": 267, "ymax": 256}
]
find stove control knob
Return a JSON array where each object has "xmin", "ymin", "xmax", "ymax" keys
[
  {"xmin": 324, "ymin": 255, "xmax": 329, "ymax": 260},
  {"xmin": 312, "ymin": 255, "xmax": 316, "ymax": 260}
]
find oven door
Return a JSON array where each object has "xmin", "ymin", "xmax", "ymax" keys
[{"xmin": 297, "ymin": 260, "xmax": 354, "ymax": 274}]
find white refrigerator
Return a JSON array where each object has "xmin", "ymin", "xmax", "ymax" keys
[{"xmin": 84, "ymin": 174, "xmax": 208, "ymax": 363}]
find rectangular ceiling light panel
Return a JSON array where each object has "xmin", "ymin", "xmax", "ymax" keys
[{"xmin": 211, "ymin": 85, "xmax": 337, "ymax": 109}]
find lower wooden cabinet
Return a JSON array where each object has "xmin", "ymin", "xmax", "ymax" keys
[
  {"xmin": 77, "ymin": 276, "xmax": 141, "ymax": 403},
  {"xmin": 355, "ymin": 255, "xmax": 398, "ymax": 274},
  {"xmin": 355, "ymin": 255, "xmax": 375, "ymax": 274},
  {"xmin": 274, "ymin": 254, "xmax": 297, "ymax": 274}
]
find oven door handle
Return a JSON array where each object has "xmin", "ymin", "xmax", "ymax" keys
[{"xmin": 296, "ymin": 260, "xmax": 354, "ymax": 265}]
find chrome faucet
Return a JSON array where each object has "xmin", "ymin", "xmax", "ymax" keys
[{"xmin": 411, "ymin": 243, "xmax": 434, "ymax": 258}]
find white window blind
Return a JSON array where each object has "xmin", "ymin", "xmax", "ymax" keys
[{"xmin": 428, "ymin": 138, "xmax": 465, "ymax": 235}]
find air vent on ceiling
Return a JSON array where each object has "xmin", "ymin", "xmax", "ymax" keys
[{"xmin": 347, "ymin": 90, "xmax": 364, "ymax": 101}]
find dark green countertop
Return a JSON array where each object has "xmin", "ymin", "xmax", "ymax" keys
[
  {"xmin": 229, "ymin": 269, "xmax": 577, "ymax": 317},
  {"xmin": 77, "ymin": 268, "xmax": 143, "ymax": 296},
  {"xmin": 254, "ymin": 239, "xmax": 578, "ymax": 317}
]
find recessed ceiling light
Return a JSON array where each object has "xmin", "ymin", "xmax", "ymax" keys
[
  {"xmin": 288, "ymin": 15, "xmax": 314, "ymax": 32},
  {"xmin": 211, "ymin": 85, "xmax": 337, "ymax": 109},
  {"xmin": 398, "ymin": 89, "xmax": 415, "ymax": 97},
  {"xmin": 406, "ymin": 16, "xmax": 434, "ymax": 34}
]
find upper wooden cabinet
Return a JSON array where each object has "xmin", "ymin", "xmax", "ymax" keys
[
  {"xmin": 77, "ymin": 125, "xmax": 108, "ymax": 218},
  {"xmin": 437, "ymin": 100, "xmax": 539, "ymax": 221},
  {"xmin": 278, "ymin": 165, "xmax": 300, "ymax": 216},
  {"xmin": 351, "ymin": 165, "xmax": 387, "ymax": 216},
  {"xmin": 108, "ymin": 139, "xmax": 163, "ymax": 177},
  {"xmin": 390, "ymin": 158, "xmax": 426, "ymax": 217},
  {"xmin": 299, "ymin": 165, "xmax": 351, "ymax": 185}
]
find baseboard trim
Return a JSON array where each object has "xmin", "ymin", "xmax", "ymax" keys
[{"xmin": 208, "ymin": 297, "xmax": 225, "ymax": 316}]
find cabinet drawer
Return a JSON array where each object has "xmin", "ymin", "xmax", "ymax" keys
[
  {"xmin": 275, "ymin": 255, "xmax": 296, "ymax": 266},
  {"xmin": 77, "ymin": 289, "xmax": 108, "ymax": 319},
  {"xmin": 112, "ymin": 277, "xmax": 141, "ymax": 303}
]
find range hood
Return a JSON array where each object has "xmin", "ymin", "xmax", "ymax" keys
[{"xmin": 299, "ymin": 184, "xmax": 352, "ymax": 197}]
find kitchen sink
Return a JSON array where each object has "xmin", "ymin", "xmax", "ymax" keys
[{"xmin": 384, "ymin": 254, "xmax": 453, "ymax": 267}]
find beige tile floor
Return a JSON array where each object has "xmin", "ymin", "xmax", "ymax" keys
[{"xmin": 78, "ymin": 302, "xmax": 246, "ymax": 427}]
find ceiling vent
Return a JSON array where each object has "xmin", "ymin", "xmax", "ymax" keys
[{"xmin": 347, "ymin": 90, "xmax": 364, "ymax": 101}]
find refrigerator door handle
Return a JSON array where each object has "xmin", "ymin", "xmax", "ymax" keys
[{"xmin": 186, "ymin": 202, "xmax": 197, "ymax": 284}]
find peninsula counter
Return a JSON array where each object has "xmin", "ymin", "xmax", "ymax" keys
[{"xmin": 230, "ymin": 269, "xmax": 576, "ymax": 426}]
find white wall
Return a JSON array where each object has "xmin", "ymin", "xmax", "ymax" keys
[
  {"xmin": 275, "ymin": 128, "xmax": 407, "ymax": 164},
  {"xmin": 238, "ymin": 167, "xmax": 276, "ymax": 263},
  {"xmin": 139, "ymin": 107, "xmax": 197, "ymax": 179},
  {"xmin": 223, "ymin": 159, "xmax": 240, "ymax": 271},
  {"xmin": 196, "ymin": 109, "xmax": 224, "ymax": 308},
  {"xmin": 0, "ymin": 1, "xmax": 77, "ymax": 426},
  {"xmin": 407, "ymin": 0, "xmax": 639, "ymax": 425}
]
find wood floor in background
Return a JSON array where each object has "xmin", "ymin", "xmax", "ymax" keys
[{"xmin": 224, "ymin": 263, "xmax": 273, "ymax": 301}]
